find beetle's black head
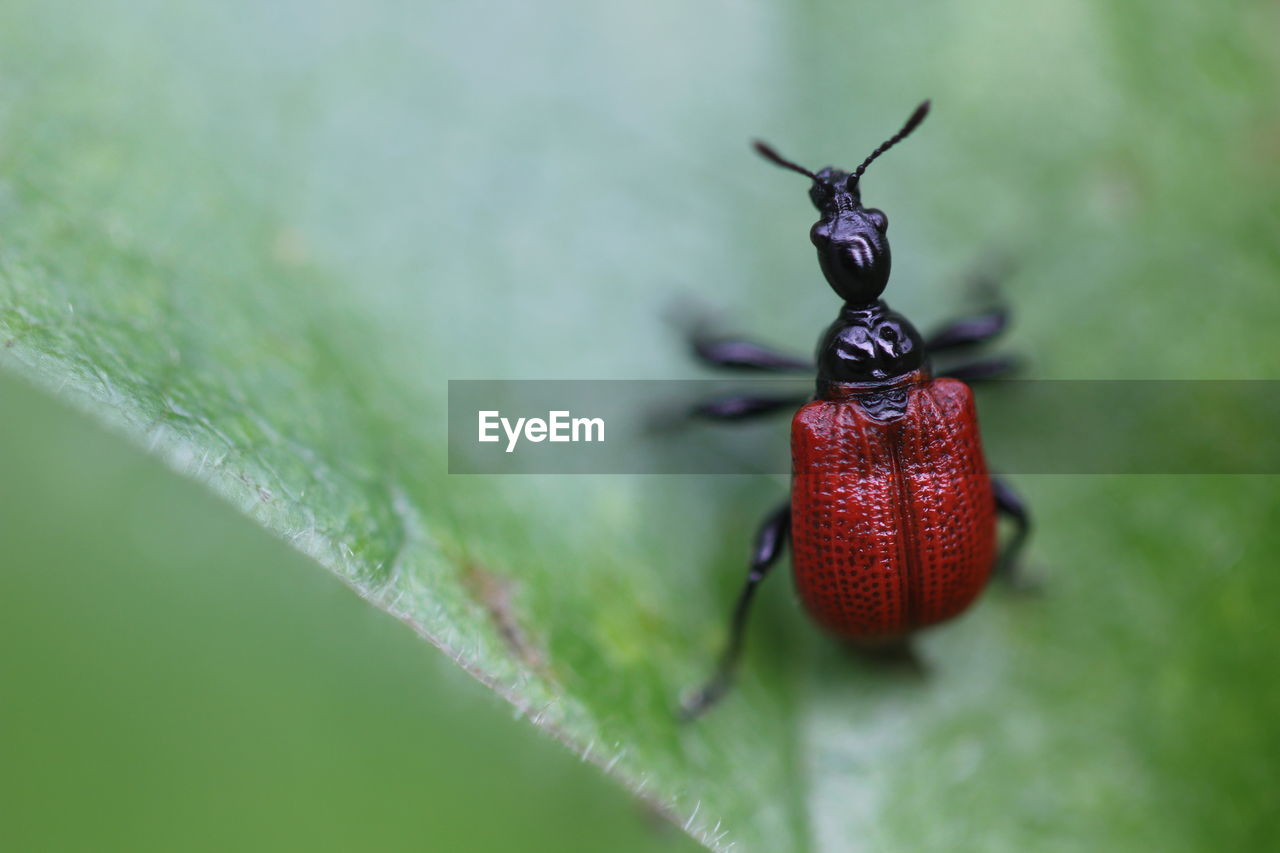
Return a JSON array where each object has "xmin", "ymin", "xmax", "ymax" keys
[{"xmin": 754, "ymin": 100, "xmax": 929, "ymax": 306}]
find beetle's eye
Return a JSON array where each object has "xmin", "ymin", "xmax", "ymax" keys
[{"xmin": 865, "ymin": 209, "xmax": 888, "ymax": 232}]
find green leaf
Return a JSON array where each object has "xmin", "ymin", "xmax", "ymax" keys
[{"xmin": 2, "ymin": 1, "xmax": 1277, "ymax": 851}]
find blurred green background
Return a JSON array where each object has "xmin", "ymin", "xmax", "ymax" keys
[
  {"xmin": 1, "ymin": 0, "xmax": 1278, "ymax": 851},
  {"xmin": 0, "ymin": 371, "xmax": 689, "ymax": 853}
]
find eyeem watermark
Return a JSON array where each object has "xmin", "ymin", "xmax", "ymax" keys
[
  {"xmin": 478, "ymin": 410, "xmax": 605, "ymax": 453},
  {"xmin": 450, "ymin": 379, "xmax": 1280, "ymax": 474}
]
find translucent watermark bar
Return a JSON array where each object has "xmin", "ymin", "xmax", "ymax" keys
[{"xmin": 448, "ymin": 380, "xmax": 1280, "ymax": 475}]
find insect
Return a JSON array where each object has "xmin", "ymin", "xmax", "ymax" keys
[{"xmin": 682, "ymin": 100, "xmax": 1031, "ymax": 717}]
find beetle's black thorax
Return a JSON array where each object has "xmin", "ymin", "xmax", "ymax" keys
[{"xmin": 815, "ymin": 301, "xmax": 925, "ymax": 396}]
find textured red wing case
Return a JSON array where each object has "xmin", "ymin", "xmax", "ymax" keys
[{"xmin": 790, "ymin": 378, "xmax": 997, "ymax": 640}]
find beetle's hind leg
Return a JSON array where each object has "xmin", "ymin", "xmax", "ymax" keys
[
  {"xmin": 680, "ymin": 499, "xmax": 791, "ymax": 719},
  {"xmin": 992, "ymin": 476, "xmax": 1035, "ymax": 590}
]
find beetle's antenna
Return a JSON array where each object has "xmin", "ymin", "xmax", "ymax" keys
[
  {"xmin": 850, "ymin": 100, "xmax": 931, "ymax": 186},
  {"xmin": 753, "ymin": 140, "xmax": 818, "ymax": 180}
]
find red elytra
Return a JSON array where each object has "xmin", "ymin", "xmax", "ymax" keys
[{"xmin": 790, "ymin": 372, "xmax": 997, "ymax": 640}]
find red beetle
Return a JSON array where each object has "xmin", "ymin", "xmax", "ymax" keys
[{"xmin": 682, "ymin": 101, "xmax": 1030, "ymax": 716}]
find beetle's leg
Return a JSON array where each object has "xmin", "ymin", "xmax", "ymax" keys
[
  {"xmin": 646, "ymin": 390, "xmax": 807, "ymax": 435},
  {"xmin": 680, "ymin": 500, "xmax": 791, "ymax": 719},
  {"xmin": 690, "ymin": 392, "xmax": 810, "ymax": 422},
  {"xmin": 925, "ymin": 308, "xmax": 1008, "ymax": 354},
  {"xmin": 992, "ymin": 476, "xmax": 1033, "ymax": 587},
  {"xmin": 688, "ymin": 321, "xmax": 813, "ymax": 373},
  {"xmin": 927, "ymin": 307, "xmax": 1022, "ymax": 383},
  {"xmin": 936, "ymin": 354, "xmax": 1021, "ymax": 383}
]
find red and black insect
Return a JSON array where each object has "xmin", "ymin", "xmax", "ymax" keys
[{"xmin": 682, "ymin": 101, "xmax": 1031, "ymax": 717}]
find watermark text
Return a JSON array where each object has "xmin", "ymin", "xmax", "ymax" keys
[{"xmin": 478, "ymin": 410, "xmax": 605, "ymax": 453}]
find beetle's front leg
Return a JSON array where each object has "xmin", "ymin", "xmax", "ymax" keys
[
  {"xmin": 992, "ymin": 476, "xmax": 1034, "ymax": 588},
  {"xmin": 925, "ymin": 307, "xmax": 1009, "ymax": 353},
  {"xmin": 680, "ymin": 499, "xmax": 791, "ymax": 719},
  {"xmin": 927, "ymin": 305, "xmax": 1024, "ymax": 383},
  {"xmin": 686, "ymin": 316, "xmax": 813, "ymax": 373},
  {"xmin": 925, "ymin": 255, "xmax": 1017, "ymax": 354}
]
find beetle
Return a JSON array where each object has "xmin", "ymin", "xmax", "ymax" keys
[{"xmin": 682, "ymin": 100, "xmax": 1031, "ymax": 717}]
